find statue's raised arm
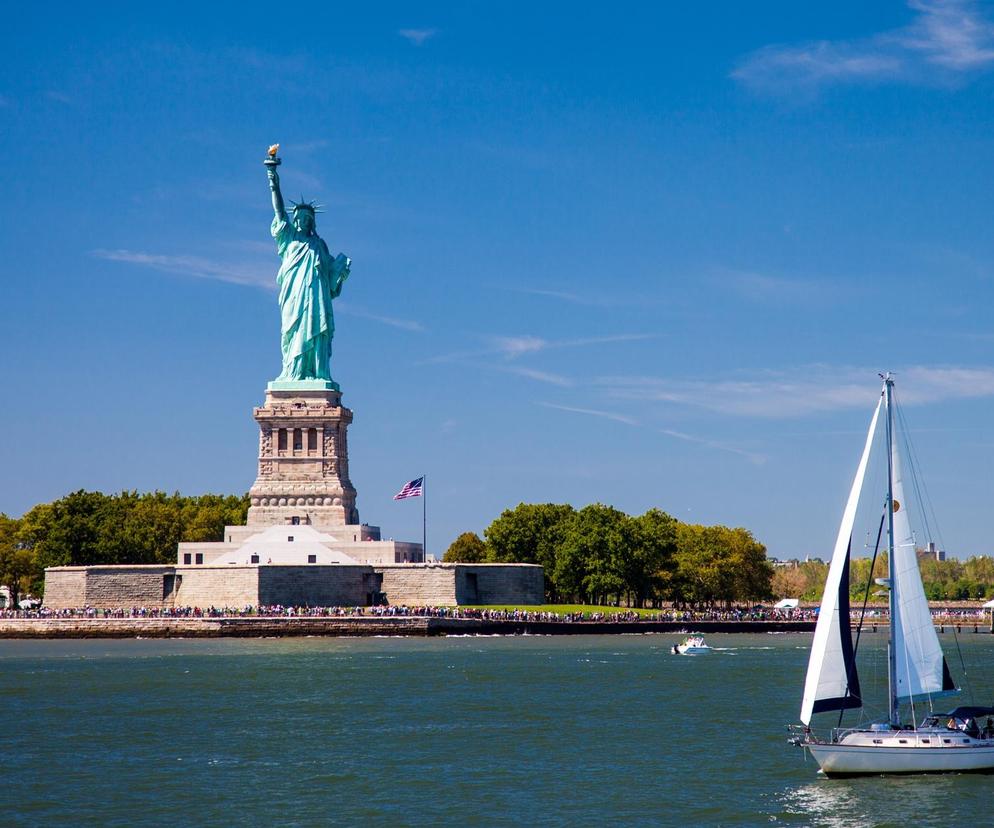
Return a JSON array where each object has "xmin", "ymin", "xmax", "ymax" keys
[{"xmin": 267, "ymin": 166, "xmax": 286, "ymax": 221}]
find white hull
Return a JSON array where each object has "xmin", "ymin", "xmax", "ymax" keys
[
  {"xmin": 807, "ymin": 731, "xmax": 994, "ymax": 776},
  {"xmin": 676, "ymin": 645, "xmax": 710, "ymax": 655}
]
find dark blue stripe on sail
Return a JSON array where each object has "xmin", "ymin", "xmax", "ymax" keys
[
  {"xmin": 838, "ymin": 544, "xmax": 862, "ymax": 705},
  {"xmin": 813, "ymin": 542, "xmax": 863, "ymax": 715},
  {"xmin": 942, "ymin": 657, "xmax": 956, "ymax": 692},
  {"xmin": 812, "ymin": 695, "xmax": 862, "ymax": 714}
]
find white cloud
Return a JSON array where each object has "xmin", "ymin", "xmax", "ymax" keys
[
  {"xmin": 335, "ymin": 302, "xmax": 425, "ymax": 332},
  {"xmin": 500, "ymin": 366, "xmax": 574, "ymax": 387},
  {"xmin": 493, "ymin": 335, "xmax": 548, "ymax": 358},
  {"xmin": 399, "ymin": 28, "xmax": 438, "ymax": 46},
  {"xmin": 715, "ymin": 267, "xmax": 829, "ymax": 304},
  {"xmin": 93, "ymin": 249, "xmax": 424, "ymax": 332},
  {"xmin": 659, "ymin": 428, "xmax": 766, "ymax": 465},
  {"xmin": 423, "ymin": 332, "xmax": 654, "ymax": 364},
  {"xmin": 92, "ymin": 248, "xmax": 272, "ymax": 288},
  {"xmin": 734, "ymin": 0, "xmax": 994, "ymax": 94},
  {"xmin": 538, "ymin": 402, "xmax": 638, "ymax": 426},
  {"xmin": 597, "ymin": 364, "xmax": 994, "ymax": 418}
]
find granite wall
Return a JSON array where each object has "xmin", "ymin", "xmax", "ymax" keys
[
  {"xmin": 257, "ymin": 566, "xmax": 377, "ymax": 606},
  {"xmin": 43, "ymin": 562, "xmax": 543, "ymax": 609},
  {"xmin": 44, "ymin": 566, "xmax": 175, "ymax": 610},
  {"xmin": 375, "ymin": 563, "xmax": 544, "ymax": 606}
]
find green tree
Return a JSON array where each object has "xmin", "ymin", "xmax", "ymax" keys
[
  {"xmin": 553, "ymin": 504, "xmax": 629, "ymax": 605},
  {"xmin": 0, "ymin": 514, "xmax": 40, "ymax": 607},
  {"xmin": 484, "ymin": 503, "xmax": 575, "ymax": 601},
  {"xmin": 725, "ymin": 527, "xmax": 773, "ymax": 602},
  {"xmin": 443, "ymin": 532, "xmax": 488, "ymax": 562},
  {"xmin": 630, "ymin": 509, "xmax": 677, "ymax": 608},
  {"xmin": 671, "ymin": 524, "xmax": 733, "ymax": 607}
]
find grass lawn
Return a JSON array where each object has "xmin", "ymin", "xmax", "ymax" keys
[{"xmin": 458, "ymin": 604, "xmax": 663, "ymax": 617}]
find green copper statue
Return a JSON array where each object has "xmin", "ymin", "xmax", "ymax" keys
[{"xmin": 265, "ymin": 145, "xmax": 351, "ymax": 390}]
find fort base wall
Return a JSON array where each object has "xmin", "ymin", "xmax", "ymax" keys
[{"xmin": 42, "ymin": 562, "xmax": 542, "ymax": 609}]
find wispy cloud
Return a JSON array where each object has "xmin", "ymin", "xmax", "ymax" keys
[
  {"xmin": 538, "ymin": 402, "xmax": 764, "ymax": 462},
  {"xmin": 335, "ymin": 302, "xmax": 425, "ymax": 332},
  {"xmin": 92, "ymin": 249, "xmax": 271, "ymax": 288},
  {"xmin": 714, "ymin": 267, "xmax": 830, "ymax": 304},
  {"xmin": 734, "ymin": 0, "xmax": 994, "ymax": 95},
  {"xmin": 597, "ymin": 364, "xmax": 994, "ymax": 418},
  {"xmin": 506, "ymin": 286, "xmax": 609, "ymax": 306},
  {"xmin": 93, "ymin": 249, "xmax": 424, "ymax": 332},
  {"xmin": 398, "ymin": 28, "xmax": 438, "ymax": 46},
  {"xmin": 538, "ymin": 402, "xmax": 638, "ymax": 426},
  {"xmin": 423, "ymin": 333, "xmax": 654, "ymax": 364},
  {"xmin": 500, "ymin": 367, "xmax": 574, "ymax": 387},
  {"xmin": 659, "ymin": 428, "xmax": 766, "ymax": 465}
]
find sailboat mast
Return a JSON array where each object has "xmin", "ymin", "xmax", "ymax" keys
[{"xmin": 884, "ymin": 374, "xmax": 899, "ymax": 727}]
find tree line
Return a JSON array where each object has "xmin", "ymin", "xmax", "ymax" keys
[
  {"xmin": 443, "ymin": 502, "xmax": 773, "ymax": 607},
  {"xmin": 0, "ymin": 490, "xmax": 250, "ymax": 605},
  {"xmin": 772, "ymin": 552, "xmax": 994, "ymax": 603}
]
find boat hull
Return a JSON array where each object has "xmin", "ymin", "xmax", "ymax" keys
[{"xmin": 807, "ymin": 735, "xmax": 994, "ymax": 776}]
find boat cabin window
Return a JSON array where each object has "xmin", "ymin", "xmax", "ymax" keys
[
  {"xmin": 921, "ymin": 739, "xmax": 930, "ymax": 744},
  {"xmin": 899, "ymin": 739, "xmax": 907, "ymax": 744},
  {"xmin": 873, "ymin": 739, "xmax": 882, "ymax": 744}
]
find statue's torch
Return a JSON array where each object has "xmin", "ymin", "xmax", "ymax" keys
[{"xmin": 264, "ymin": 143, "xmax": 281, "ymax": 168}]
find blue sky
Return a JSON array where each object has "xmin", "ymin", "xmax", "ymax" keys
[{"xmin": 3, "ymin": 1, "xmax": 994, "ymax": 559}]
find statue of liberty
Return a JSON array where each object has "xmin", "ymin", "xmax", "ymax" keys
[{"xmin": 265, "ymin": 146, "xmax": 351, "ymax": 390}]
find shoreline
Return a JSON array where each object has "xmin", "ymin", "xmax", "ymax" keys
[
  {"xmin": 1, "ymin": 617, "xmax": 818, "ymax": 639},
  {"xmin": 2, "ymin": 617, "xmax": 991, "ymax": 639}
]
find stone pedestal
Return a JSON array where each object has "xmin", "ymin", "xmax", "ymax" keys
[{"xmin": 247, "ymin": 387, "xmax": 359, "ymax": 527}]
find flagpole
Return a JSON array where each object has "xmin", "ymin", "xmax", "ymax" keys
[{"xmin": 422, "ymin": 474, "xmax": 427, "ymax": 562}]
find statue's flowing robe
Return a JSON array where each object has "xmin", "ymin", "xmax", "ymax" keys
[{"xmin": 271, "ymin": 215, "xmax": 350, "ymax": 381}]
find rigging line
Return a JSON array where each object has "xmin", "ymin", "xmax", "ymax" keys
[
  {"xmin": 837, "ymin": 505, "xmax": 888, "ymax": 731},
  {"xmin": 895, "ymin": 393, "xmax": 946, "ymax": 553},
  {"xmin": 952, "ymin": 626, "xmax": 976, "ymax": 706},
  {"xmin": 894, "ymin": 397, "xmax": 932, "ymax": 543}
]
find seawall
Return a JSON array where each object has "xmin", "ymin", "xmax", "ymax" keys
[
  {"xmin": 6, "ymin": 618, "xmax": 990, "ymax": 639},
  {"xmin": 0, "ymin": 617, "xmax": 818, "ymax": 639}
]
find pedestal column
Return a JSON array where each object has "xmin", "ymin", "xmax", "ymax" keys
[{"xmin": 247, "ymin": 387, "xmax": 359, "ymax": 528}]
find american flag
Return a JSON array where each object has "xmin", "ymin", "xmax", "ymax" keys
[{"xmin": 393, "ymin": 477, "xmax": 424, "ymax": 500}]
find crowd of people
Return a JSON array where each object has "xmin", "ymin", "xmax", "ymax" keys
[
  {"xmin": 0, "ymin": 604, "xmax": 991, "ymax": 623},
  {"xmin": 0, "ymin": 604, "xmax": 816, "ymax": 622}
]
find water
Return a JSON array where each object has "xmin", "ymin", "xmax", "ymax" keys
[{"xmin": 1, "ymin": 632, "xmax": 992, "ymax": 826}]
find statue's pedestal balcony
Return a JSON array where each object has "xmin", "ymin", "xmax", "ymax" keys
[{"xmin": 247, "ymin": 386, "xmax": 359, "ymax": 528}]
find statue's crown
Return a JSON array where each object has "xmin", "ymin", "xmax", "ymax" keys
[{"xmin": 290, "ymin": 197, "xmax": 322, "ymax": 215}]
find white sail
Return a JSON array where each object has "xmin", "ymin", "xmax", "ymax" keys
[
  {"xmin": 800, "ymin": 395, "xmax": 882, "ymax": 725},
  {"xmin": 889, "ymin": 437, "xmax": 956, "ymax": 702}
]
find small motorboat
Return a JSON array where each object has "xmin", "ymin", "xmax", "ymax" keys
[{"xmin": 672, "ymin": 635, "xmax": 710, "ymax": 655}]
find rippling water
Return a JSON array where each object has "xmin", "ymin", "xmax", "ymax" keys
[{"xmin": 2, "ymin": 631, "xmax": 993, "ymax": 826}]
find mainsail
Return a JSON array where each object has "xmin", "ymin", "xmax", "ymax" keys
[
  {"xmin": 800, "ymin": 396, "xmax": 882, "ymax": 725},
  {"xmin": 889, "ymin": 437, "xmax": 956, "ymax": 702}
]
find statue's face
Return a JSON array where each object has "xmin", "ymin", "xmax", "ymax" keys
[{"xmin": 294, "ymin": 210, "xmax": 315, "ymax": 234}]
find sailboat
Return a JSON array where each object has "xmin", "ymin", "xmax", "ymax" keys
[{"xmin": 794, "ymin": 374, "xmax": 994, "ymax": 776}]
